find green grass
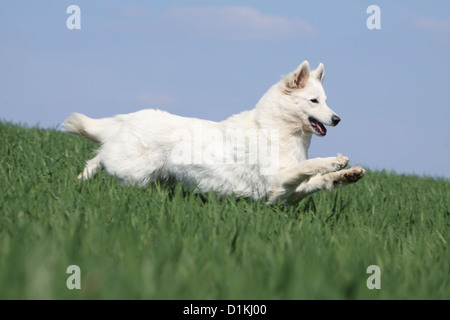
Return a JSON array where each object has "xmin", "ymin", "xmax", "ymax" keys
[{"xmin": 0, "ymin": 121, "xmax": 449, "ymax": 299}]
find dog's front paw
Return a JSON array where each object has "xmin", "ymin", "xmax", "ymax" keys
[
  {"xmin": 334, "ymin": 166, "xmax": 365, "ymax": 185},
  {"xmin": 332, "ymin": 155, "xmax": 349, "ymax": 171},
  {"xmin": 344, "ymin": 166, "xmax": 365, "ymax": 182}
]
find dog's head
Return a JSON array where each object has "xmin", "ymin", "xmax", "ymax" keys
[{"xmin": 282, "ymin": 61, "xmax": 340, "ymax": 137}]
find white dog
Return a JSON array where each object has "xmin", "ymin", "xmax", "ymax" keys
[{"xmin": 62, "ymin": 60, "xmax": 365, "ymax": 204}]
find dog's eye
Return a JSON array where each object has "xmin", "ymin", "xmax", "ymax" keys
[{"xmin": 310, "ymin": 98, "xmax": 319, "ymax": 104}]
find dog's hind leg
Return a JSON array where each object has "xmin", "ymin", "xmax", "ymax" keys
[{"xmin": 78, "ymin": 155, "xmax": 102, "ymax": 180}]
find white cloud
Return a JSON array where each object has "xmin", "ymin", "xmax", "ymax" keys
[
  {"xmin": 412, "ymin": 17, "xmax": 450, "ymax": 42},
  {"xmin": 106, "ymin": 5, "xmax": 317, "ymax": 41},
  {"xmin": 122, "ymin": 6, "xmax": 153, "ymax": 18},
  {"xmin": 413, "ymin": 17, "xmax": 450, "ymax": 32},
  {"xmin": 158, "ymin": 6, "xmax": 317, "ymax": 41}
]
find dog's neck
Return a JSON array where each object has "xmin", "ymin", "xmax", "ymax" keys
[
  {"xmin": 253, "ymin": 83, "xmax": 312, "ymax": 165},
  {"xmin": 222, "ymin": 82, "xmax": 313, "ymax": 166},
  {"xmin": 292, "ymin": 133, "xmax": 311, "ymax": 163}
]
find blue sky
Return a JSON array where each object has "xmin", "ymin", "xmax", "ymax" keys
[{"xmin": 1, "ymin": 1, "xmax": 449, "ymax": 178}]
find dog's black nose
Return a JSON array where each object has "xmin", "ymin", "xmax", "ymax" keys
[{"xmin": 331, "ymin": 115, "xmax": 341, "ymax": 126}]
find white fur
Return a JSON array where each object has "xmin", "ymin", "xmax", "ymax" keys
[{"xmin": 62, "ymin": 60, "xmax": 365, "ymax": 204}]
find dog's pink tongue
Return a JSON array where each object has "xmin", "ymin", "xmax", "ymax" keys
[{"xmin": 319, "ymin": 123, "xmax": 327, "ymax": 135}]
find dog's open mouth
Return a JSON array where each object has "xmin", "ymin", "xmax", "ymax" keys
[{"xmin": 309, "ymin": 117, "xmax": 327, "ymax": 136}]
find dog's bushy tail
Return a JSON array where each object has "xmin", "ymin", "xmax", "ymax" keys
[{"xmin": 62, "ymin": 113, "xmax": 113, "ymax": 142}]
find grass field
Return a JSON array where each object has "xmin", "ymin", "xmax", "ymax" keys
[{"xmin": 0, "ymin": 121, "xmax": 448, "ymax": 300}]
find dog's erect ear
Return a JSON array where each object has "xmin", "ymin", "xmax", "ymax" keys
[
  {"xmin": 314, "ymin": 63, "xmax": 325, "ymax": 83},
  {"xmin": 287, "ymin": 60, "xmax": 310, "ymax": 89}
]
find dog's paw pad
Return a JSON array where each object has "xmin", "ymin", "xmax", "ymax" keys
[{"xmin": 344, "ymin": 166, "xmax": 365, "ymax": 182}]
